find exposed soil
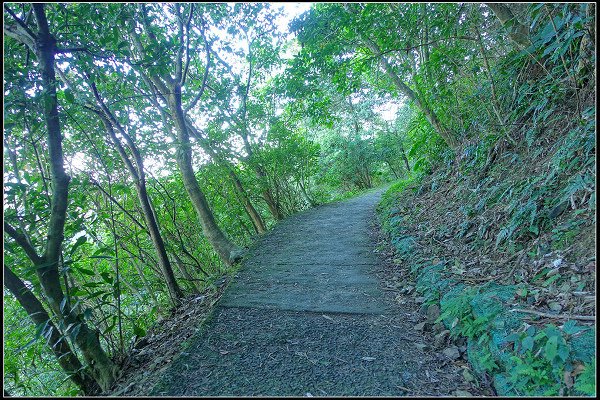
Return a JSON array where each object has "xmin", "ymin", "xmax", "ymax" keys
[{"xmin": 105, "ymin": 187, "xmax": 488, "ymax": 396}]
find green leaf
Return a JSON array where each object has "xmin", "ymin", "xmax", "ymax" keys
[
  {"xmin": 83, "ymin": 308, "xmax": 94, "ymax": 320},
  {"xmin": 574, "ymin": 360, "xmax": 596, "ymax": 395},
  {"xmin": 87, "ymin": 290, "xmax": 106, "ymax": 299},
  {"xmin": 521, "ymin": 336, "xmax": 534, "ymax": 353},
  {"xmin": 89, "ymin": 255, "xmax": 113, "ymax": 260},
  {"xmin": 76, "ymin": 267, "xmax": 96, "ymax": 276},
  {"xmin": 70, "ymin": 235, "xmax": 87, "ymax": 256},
  {"xmin": 70, "ymin": 289, "xmax": 87, "ymax": 297},
  {"xmin": 557, "ymin": 344, "xmax": 569, "ymax": 361},
  {"xmin": 544, "ymin": 336, "xmax": 558, "ymax": 361},
  {"xmin": 64, "ymin": 89, "xmax": 75, "ymax": 104},
  {"xmin": 70, "ymin": 323, "xmax": 82, "ymax": 339},
  {"xmin": 562, "ymin": 320, "xmax": 587, "ymax": 335},
  {"xmin": 100, "ymin": 271, "xmax": 113, "ymax": 284},
  {"xmin": 133, "ymin": 325, "xmax": 146, "ymax": 338}
]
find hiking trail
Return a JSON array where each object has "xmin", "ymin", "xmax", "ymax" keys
[{"xmin": 143, "ymin": 188, "xmax": 480, "ymax": 396}]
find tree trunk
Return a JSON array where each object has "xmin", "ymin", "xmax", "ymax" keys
[
  {"xmin": 385, "ymin": 160, "xmax": 400, "ymax": 179},
  {"xmin": 254, "ymin": 165, "xmax": 284, "ymax": 221},
  {"xmin": 184, "ymin": 122, "xmax": 266, "ymax": 235},
  {"xmin": 420, "ymin": 3, "xmax": 433, "ymax": 83},
  {"xmin": 400, "ymin": 145, "xmax": 411, "ymax": 172},
  {"xmin": 485, "ymin": 3, "xmax": 531, "ymax": 48},
  {"xmin": 474, "ymin": 24, "xmax": 506, "ymax": 128},
  {"xmin": 168, "ymin": 85, "xmax": 243, "ymax": 265},
  {"xmin": 4, "ymin": 265, "xmax": 100, "ymax": 395},
  {"xmin": 261, "ymin": 186, "xmax": 284, "ymax": 221},
  {"xmin": 576, "ymin": 3, "xmax": 595, "ymax": 82},
  {"xmin": 359, "ymin": 35, "xmax": 459, "ymax": 150},
  {"xmin": 172, "ymin": 252, "xmax": 202, "ymax": 292},
  {"xmin": 237, "ymin": 129, "xmax": 284, "ymax": 221},
  {"xmin": 3, "ymin": 5, "xmax": 118, "ymax": 391},
  {"xmin": 228, "ymin": 170, "xmax": 267, "ymax": 234},
  {"xmin": 136, "ymin": 181, "xmax": 185, "ymax": 302},
  {"xmin": 127, "ymin": 10, "xmax": 242, "ymax": 266},
  {"xmin": 95, "ymin": 112, "xmax": 184, "ymax": 305},
  {"xmin": 297, "ymin": 179, "xmax": 317, "ymax": 207}
]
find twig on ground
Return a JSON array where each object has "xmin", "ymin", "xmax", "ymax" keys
[
  {"xmin": 509, "ymin": 308, "xmax": 595, "ymax": 321},
  {"xmin": 396, "ymin": 384, "xmax": 413, "ymax": 392}
]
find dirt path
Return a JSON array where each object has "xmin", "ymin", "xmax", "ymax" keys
[{"xmin": 145, "ymin": 188, "xmax": 480, "ymax": 396}]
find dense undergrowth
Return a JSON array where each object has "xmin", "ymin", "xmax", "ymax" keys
[
  {"xmin": 377, "ymin": 76, "xmax": 596, "ymax": 398},
  {"xmin": 375, "ymin": 4, "xmax": 596, "ymax": 395}
]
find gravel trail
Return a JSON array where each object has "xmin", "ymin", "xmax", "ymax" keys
[{"xmin": 147, "ymin": 188, "xmax": 477, "ymax": 396}]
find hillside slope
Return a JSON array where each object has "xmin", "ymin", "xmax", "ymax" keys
[{"xmin": 377, "ymin": 99, "xmax": 596, "ymax": 396}]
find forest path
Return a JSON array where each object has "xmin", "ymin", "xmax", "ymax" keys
[{"xmin": 146, "ymin": 188, "xmax": 475, "ymax": 396}]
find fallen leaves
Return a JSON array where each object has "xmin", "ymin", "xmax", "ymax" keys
[{"xmin": 102, "ymin": 287, "xmax": 227, "ymax": 396}]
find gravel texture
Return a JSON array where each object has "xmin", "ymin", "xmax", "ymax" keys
[{"xmin": 142, "ymin": 188, "xmax": 481, "ymax": 396}]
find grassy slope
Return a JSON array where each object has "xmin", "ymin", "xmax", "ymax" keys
[{"xmin": 377, "ymin": 103, "xmax": 595, "ymax": 396}]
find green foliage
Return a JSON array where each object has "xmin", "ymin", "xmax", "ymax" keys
[
  {"xmin": 3, "ymin": 1, "xmax": 595, "ymax": 396},
  {"xmin": 574, "ymin": 360, "xmax": 596, "ymax": 396},
  {"xmin": 3, "ymin": 295, "xmax": 78, "ymax": 396},
  {"xmin": 498, "ymin": 322, "xmax": 595, "ymax": 396},
  {"xmin": 437, "ymin": 286, "xmax": 497, "ymax": 344}
]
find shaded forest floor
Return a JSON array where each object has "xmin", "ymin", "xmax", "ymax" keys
[{"xmin": 104, "ymin": 188, "xmax": 489, "ymax": 396}]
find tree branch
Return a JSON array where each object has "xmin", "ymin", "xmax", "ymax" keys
[
  {"xmin": 184, "ymin": 21, "xmax": 212, "ymax": 113},
  {"xmin": 88, "ymin": 179, "xmax": 147, "ymax": 231},
  {"xmin": 4, "ymin": 222, "xmax": 42, "ymax": 264},
  {"xmin": 4, "ymin": 4, "xmax": 37, "ymax": 41},
  {"xmin": 180, "ymin": 4, "xmax": 194, "ymax": 86},
  {"xmin": 510, "ymin": 308, "xmax": 595, "ymax": 322},
  {"xmin": 174, "ymin": 3, "xmax": 184, "ymax": 83},
  {"xmin": 3, "ymin": 21, "xmax": 37, "ymax": 53}
]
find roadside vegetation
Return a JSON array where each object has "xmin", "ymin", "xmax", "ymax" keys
[{"xmin": 3, "ymin": 3, "xmax": 595, "ymax": 396}]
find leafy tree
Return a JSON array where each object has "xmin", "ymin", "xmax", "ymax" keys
[{"xmin": 4, "ymin": 3, "xmax": 117, "ymax": 391}]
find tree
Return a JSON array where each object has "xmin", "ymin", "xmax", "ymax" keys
[
  {"xmin": 3, "ymin": 3, "xmax": 117, "ymax": 390},
  {"xmin": 289, "ymin": 3, "xmax": 461, "ymax": 150},
  {"xmin": 3, "ymin": 265, "xmax": 99, "ymax": 395},
  {"xmin": 124, "ymin": 3, "xmax": 243, "ymax": 265},
  {"xmin": 485, "ymin": 3, "xmax": 531, "ymax": 48}
]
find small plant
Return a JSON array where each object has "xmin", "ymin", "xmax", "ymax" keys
[
  {"xmin": 574, "ymin": 359, "xmax": 596, "ymax": 396},
  {"xmin": 437, "ymin": 287, "xmax": 495, "ymax": 340},
  {"xmin": 502, "ymin": 322, "xmax": 594, "ymax": 396}
]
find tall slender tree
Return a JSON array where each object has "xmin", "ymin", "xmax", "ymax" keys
[
  {"xmin": 3, "ymin": 3, "xmax": 117, "ymax": 390},
  {"xmin": 125, "ymin": 3, "xmax": 243, "ymax": 265}
]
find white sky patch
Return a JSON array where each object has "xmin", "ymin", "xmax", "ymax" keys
[
  {"xmin": 374, "ymin": 100, "xmax": 404, "ymax": 122},
  {"xmin": 66, "ymin": 151, "xmax": 91, "ymax": 176},
  {"xmin": 275, "ymin": 2, "xmax": 312, "ymax": 34}
]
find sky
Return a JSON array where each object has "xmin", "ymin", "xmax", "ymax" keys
[{"xmin": 275, "ymin": 2, "xmax": 312, "ymax": 31}]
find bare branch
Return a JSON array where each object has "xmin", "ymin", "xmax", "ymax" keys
[{"xmin": 510, "ymin": 308, "xmax": 596, "ymax": 322}]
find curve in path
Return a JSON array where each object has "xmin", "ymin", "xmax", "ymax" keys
[{"xmin": 148, "ymin": 188, "xmax": 470, "ymax": 396}]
